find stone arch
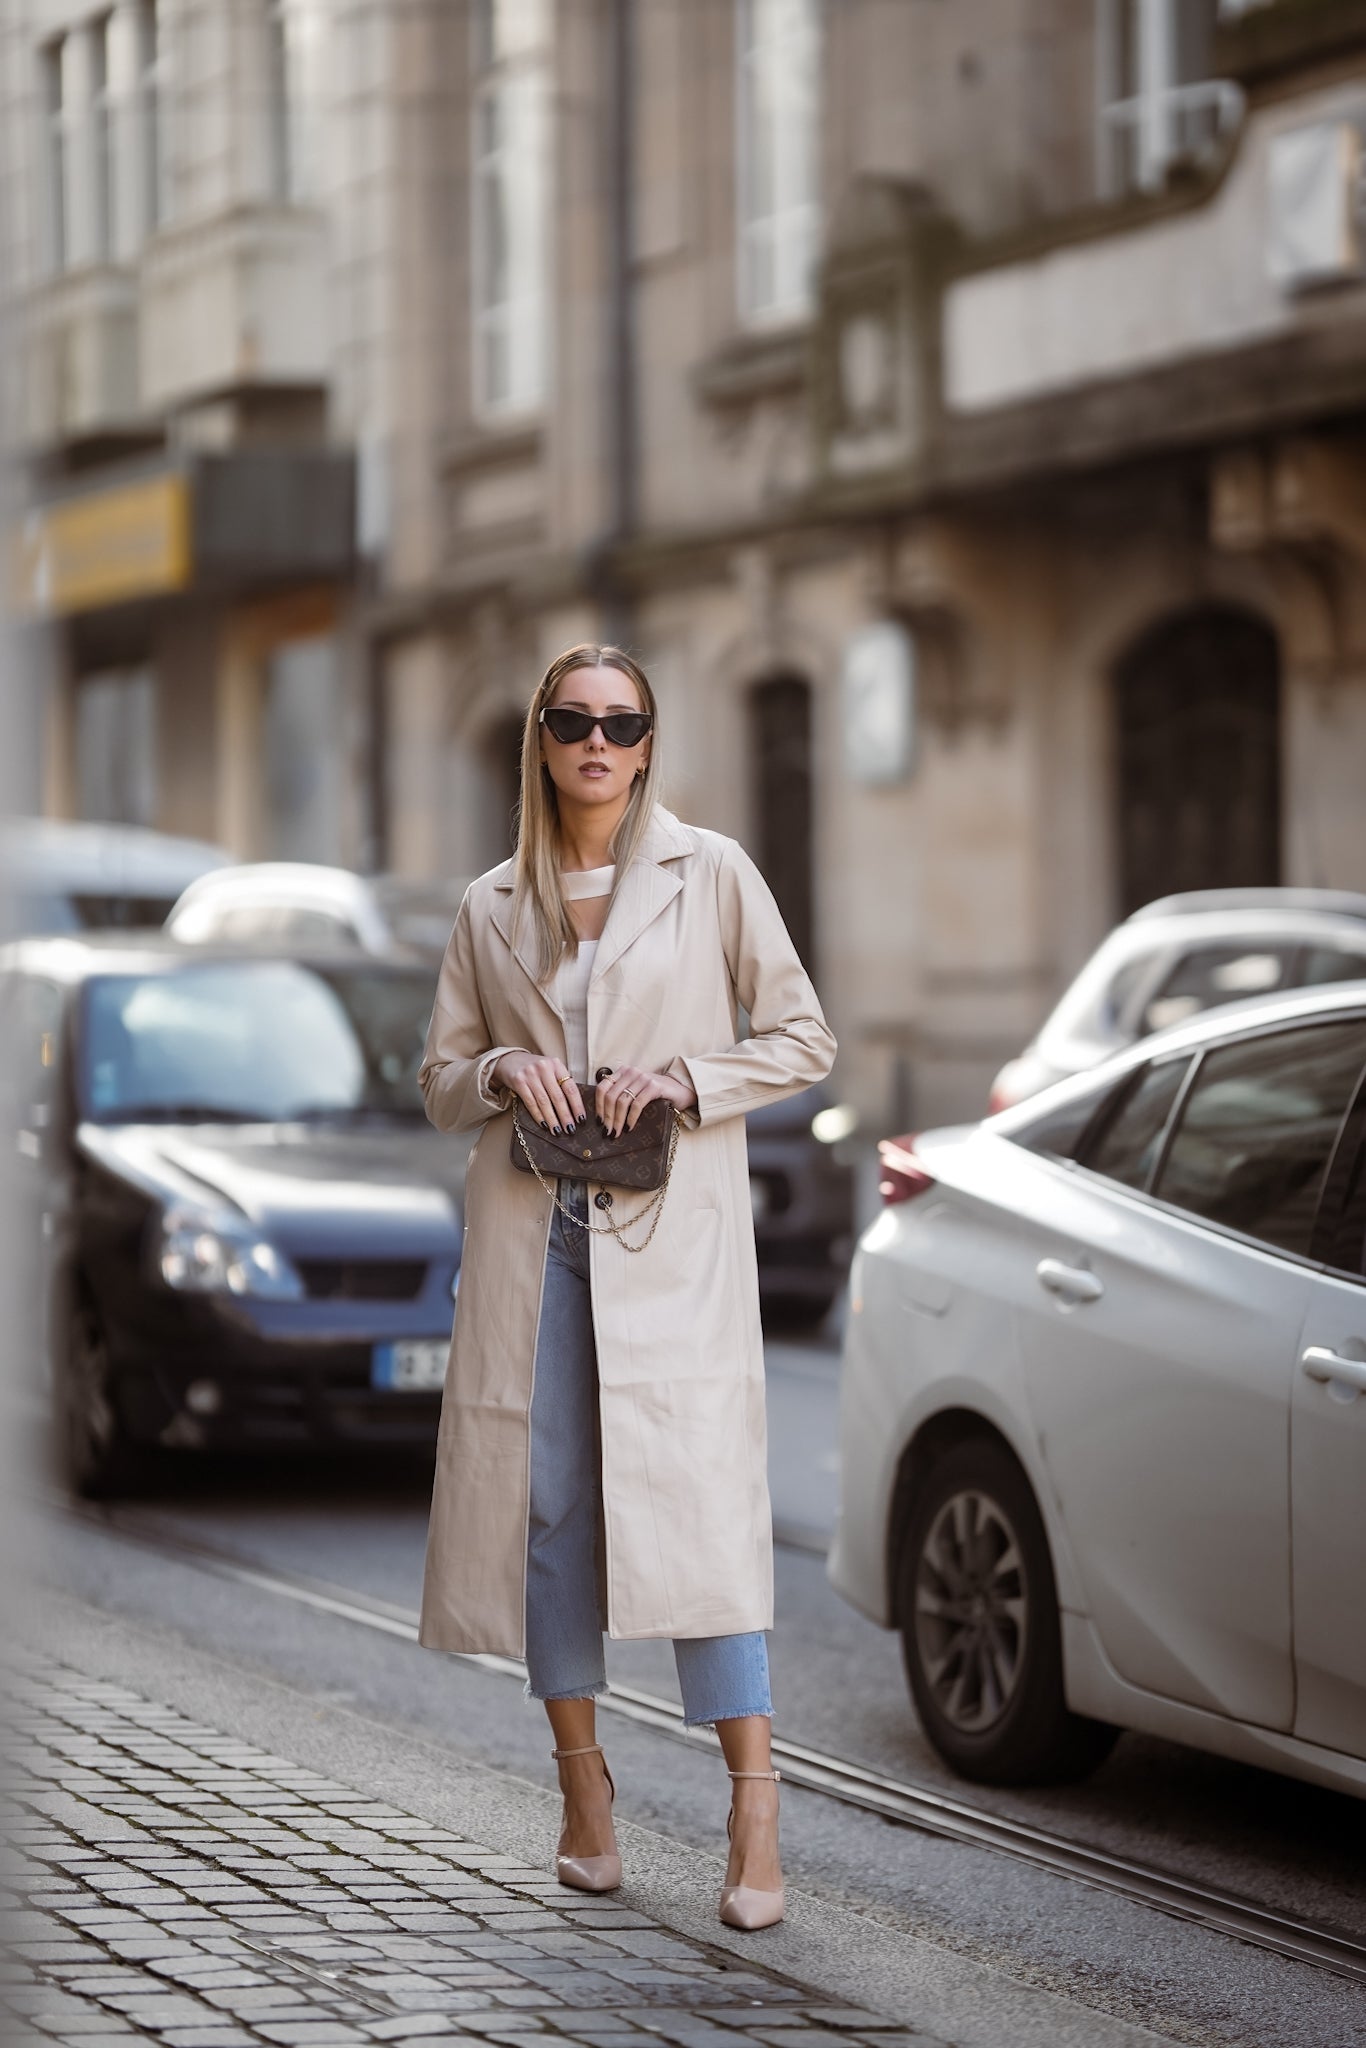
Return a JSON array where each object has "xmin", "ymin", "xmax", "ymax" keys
[{"xmin": 1112, "ymin": 604, "xmax": 1281, "ymax": 914}]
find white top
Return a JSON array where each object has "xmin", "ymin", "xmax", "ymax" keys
[
  {"xmin": 555, "ymin": 864, "xmax": 614, "ymax": 1079},
  {"xmin": 561, "ymin": 862, "xmax": 615, "ymax": 902},
  {"xmin": 555, "ymin": 941, "xmax": 598, "ymax": 1081}
]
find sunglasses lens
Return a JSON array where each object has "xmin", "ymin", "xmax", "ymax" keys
[
  {"xmin": 543, "ymin": 708, "xmax": 592, "ymax": 742},
  {"xmin": 603, "ymin": 714, "xmax": 651, "ymax": 746}
]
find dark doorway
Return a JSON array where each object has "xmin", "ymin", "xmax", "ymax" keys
[
  {"xmin": 481, "ymin": 712, "xmax": 525, "ymax": 862},
  {"xmin": 749, "ymin": 672, "xmax": 814, "ymax": 970},
  {"xmin": 1114, "ymin": 608, "xmax": 1281, "ymax": 915}
]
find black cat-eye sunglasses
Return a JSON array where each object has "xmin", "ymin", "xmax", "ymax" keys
[{"xmin": 539, "ymin": 707, "xmax": 653, "ymax": 748}]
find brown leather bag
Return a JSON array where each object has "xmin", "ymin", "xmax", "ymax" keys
[{"xmin": 510, "ymin": 1083, "xmax": 674, "ymax": 1189}]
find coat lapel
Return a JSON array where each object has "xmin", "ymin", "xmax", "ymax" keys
[
  {"xmin": 590, "ymin": 807, "xmax": 690, "ymax": 984},
  {"xmin": 490, "ymin": 866, "xmax": 565, "ymax": 1023}
]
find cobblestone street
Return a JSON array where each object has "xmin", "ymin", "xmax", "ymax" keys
[{"xmin": 2, "ymin": 1650, "xmax": 932, "ymax": 2048}]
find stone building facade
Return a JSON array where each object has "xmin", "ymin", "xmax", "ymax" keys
[{"xmin": 7, "ymin": 0, "xmax": 1366, "ymax": 1128}]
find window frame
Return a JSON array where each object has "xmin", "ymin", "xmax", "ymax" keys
[
  {"xmin": 1070, "ymin": 1013, "xmax": 1366, "ymax": 1270},
  {"xmin": 90, "ymin": 12, "xmax": 116, "ymax": 262},
  {"xmin": 734, "ymin": 0, "xmax": 823, "ymax": 330},
  {"xmin": 1075, "ymin": 1049, "xmax": 1196, "ymax": 1189},
  {"xmin": 469, "ymin": 0, "xmax": 552, "ymax": 422},
  {"xmin": 265, "ymin": 0, "xmax": 323, "ymax": 205},
  {"xmin": 40, "ymin": 34, "xmax": 68, "ymax": 274},
  {"xmin": 136, "ymin": 0, "xmax": 165, "ymax": 236},
  {"xmin": 1308, "ymin": 1065, "xmax": 1366, "ymax": 1281}
]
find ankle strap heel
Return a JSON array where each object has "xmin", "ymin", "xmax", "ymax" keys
[
  {"xmin": 551, "ymin": 1744, "xmax": 620, "ymax": 1895},
  {"xmin": 720, "ymin": 1768, "xmax": 784, "ymax": 1931}
]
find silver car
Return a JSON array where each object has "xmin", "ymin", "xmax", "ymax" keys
[
  {"xmin": 989, "ymin": 889, "xmax": 1366, "ymax": 1111},
  {"xmin": 165, "ymin": 863, "xmax": 470, "ymax": 960},
  {"xmin": 830, "ymin": 982, "xmax": 1366, "ymax": 1798}
]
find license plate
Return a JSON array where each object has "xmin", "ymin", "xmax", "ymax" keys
[{"xmin": 372, "ymin": 1339, "xmax": 448, "ymax": 1392}]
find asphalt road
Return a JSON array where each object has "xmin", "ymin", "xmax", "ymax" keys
[{"xmin": 17, "ymin": 1329, "xmax": 1366, "ymax": 2048}]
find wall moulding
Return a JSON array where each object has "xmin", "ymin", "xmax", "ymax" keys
[
  {"xmin": 882, "ymin": 520, "xmax": 1010, "ymax": 741},
  {"xmin": 1211, "ymin": 436, "xmax": 1366, "ymax": 679}
]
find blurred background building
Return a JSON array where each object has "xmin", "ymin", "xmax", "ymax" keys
[{"xmin": 4, "ymin": 0, "xmax": 1365, "ymax": 1125}]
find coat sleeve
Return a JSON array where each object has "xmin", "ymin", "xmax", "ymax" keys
[
  {"xmin": 417, "ymin": 890, "xmax": 528, "ymax": 1134},
  {"xmin": 664, "ymin": 838, "xmax": 837, "ymax": 1128}
]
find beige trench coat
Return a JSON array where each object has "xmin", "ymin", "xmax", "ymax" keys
[{"xmin": 416, "ymin": 804, "xmax": 836, "ymax": 1654}]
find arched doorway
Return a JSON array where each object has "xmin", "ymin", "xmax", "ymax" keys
[
  {"xmin": 1114, "ymin": 608, "xmax": 1281, "ymax": 914},
  {"xmin": 748, "ymin": 672, "xmax": 814, "ymax": 971}
]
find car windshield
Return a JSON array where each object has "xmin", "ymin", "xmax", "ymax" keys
[
  {"xmin": 1036, "ymin": 932, "xmax": 1155, "ymax": 1057},
  {"xmin": 80, "ymin": 961, "xmax": 436, "ymax": 1123}
]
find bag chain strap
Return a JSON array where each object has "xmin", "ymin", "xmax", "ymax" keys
[{"xmin": 511, "ymin": 1101, "xmax": 684, "ymax": 1253}]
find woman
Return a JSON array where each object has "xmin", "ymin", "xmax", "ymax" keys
[{"xmin": 417, "ymin": 643, "xmax": 836, "ymax": 1930}]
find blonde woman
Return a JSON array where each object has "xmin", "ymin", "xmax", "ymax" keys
[{"xmin": 417, "ymin": 643, "xmax": 836, "ymax": 1929}]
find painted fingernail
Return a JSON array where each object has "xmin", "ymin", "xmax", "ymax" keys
[
  {"xmin": 539, "ymin": 1119, "xmax": 548, "ymax": 1130},
  {"xmin": 553, "ymin": 1123, "xmax": 562, "ymax": 1134}
]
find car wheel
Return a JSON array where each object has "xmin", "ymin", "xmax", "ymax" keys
[
  {"xmin": 54, "ymin": 1291, "xmax": 142, "ymax": 1500},
  {"xmin": 898, "ymin": 1438, "xmax": 1117, "ymax": 1785}
]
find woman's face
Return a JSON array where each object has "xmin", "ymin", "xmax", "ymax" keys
[{"xmin": 541, "ymin": 664, "xmax": 651, "ymax": 812}]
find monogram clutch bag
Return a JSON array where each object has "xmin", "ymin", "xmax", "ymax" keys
[{"xmin": 510, "ymin": 1085, "xmax": 678, "ymax": 1191}]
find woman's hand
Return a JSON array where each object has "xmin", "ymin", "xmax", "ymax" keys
[
  {"xmin": 491, "ymin": 1052, "xmax": 585, "ymax": 1134},
  {"xmin": 595, "ymin": 1065, "xmax": 698, "ymax": 1139}
]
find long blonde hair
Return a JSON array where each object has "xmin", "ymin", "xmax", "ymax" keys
[{"xmin": 512, "ymin": 644, "xmax": 663, "ymax": 984}]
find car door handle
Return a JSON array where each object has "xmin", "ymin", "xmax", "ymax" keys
[
  {"xmin": 1036, "ymin": 1258, "xmax": 1104, "ymax": 1305},
  {"xmin": 1300, "ymin": 1346, "xmax": 1366, "ymax": 1394}
]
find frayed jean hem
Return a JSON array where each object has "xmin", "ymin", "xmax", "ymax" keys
[
  {"xmin": 523, "ymin": 1677, "xmax": 610, "ymax": 1704},
  {"xmin": 682, "ymin": 1704, "xmax": 773, "ymax": 1730}
]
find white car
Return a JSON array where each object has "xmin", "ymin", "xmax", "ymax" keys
[
  {"xmin": 165, "ymin": 863, "xmax": 469, "ymax": 959},
  {"xmin": 830, "ymin": 982, "xmax": 1366, "ymax": 1799},
  {"xmin": 989, "ymin": 889, "xmax": 1366, "ymax": 1112}
]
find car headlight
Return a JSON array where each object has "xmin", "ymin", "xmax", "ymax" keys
[
  {"xmin": 158, "ymin": 1208, "xmax": 305, "ymax": 1301},
  {"xmin": 811, "ymin": 1102, "xmax": 858, "ymax": 1144}
]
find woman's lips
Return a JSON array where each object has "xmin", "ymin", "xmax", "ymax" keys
[{"xmin": 580, "ymin": 764, "xmax": 610, "ymax": 777}]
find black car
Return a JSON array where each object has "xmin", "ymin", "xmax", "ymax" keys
[
  {"xmin": 2, "ymin": 935, "xmax": 464, "ymax": 1496},
  {"xmin": 746, "ymin": 1084, "xmax": 856, "ymax": 1324}
]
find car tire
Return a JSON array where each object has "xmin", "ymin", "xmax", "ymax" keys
[
  {"xmin": 53, "ymin": 1288, "xmax": 143, "ymax": 1501},
  {"xmin": 897, "ymin": 1438, "xmax": 1118, "ymax": 1786}
]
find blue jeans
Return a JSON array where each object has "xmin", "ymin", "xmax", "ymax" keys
[{"xmin": 524, "ymin": 1175, "xmax": 772, "ymax": 1728}]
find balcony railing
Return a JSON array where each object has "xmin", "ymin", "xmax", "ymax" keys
[{"xmin": 1100, "ymin": 77, "xmax": 1246, "ymax": 197}]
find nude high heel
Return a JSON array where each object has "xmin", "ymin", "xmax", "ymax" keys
[
  {"xmin": 719, "ymin": 1768, "xmax": 784, "ymax": 1930},
  {"xmin": 551, "ymin": 1743, "xmax": 622, "ymax": 1894}
]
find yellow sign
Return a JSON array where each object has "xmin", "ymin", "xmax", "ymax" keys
[{"xmin": 11, "ymin": 471, "xmax": 192, "ymax": 618}]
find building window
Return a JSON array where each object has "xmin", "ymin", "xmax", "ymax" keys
[
  {"xmin": 91, "ymin": 13, "xmax": 115, "ymax": 260},
  {"xmin": 136, "ymin": 0, "xmax": 166, "ymax": 234},
  {"xmin": 267, "ymin": 0, "xmax": 325, "ymax": 203},
  {"xmin": 471, "ymin": 0, "xmax": 551, "ymax": 419},
  {"xmin": 41, "ymin": 37, "xmax": 69, "ymax": 272},
  {"xmin": 736, "ymin": 0, "xmax": 821, "ymax": 327},
  {"xmin": 1096, "ymin": 0, "xmax": 1241, "ymax": 196}
]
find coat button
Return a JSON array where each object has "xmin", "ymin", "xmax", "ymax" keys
[
  {"xmin": 594, "ymin": 1189, "xmax": 613, "ymax": 1209},
  {"xmin": 595, "ymin": 1066, "xmax": 613, "ymax": 1082}
]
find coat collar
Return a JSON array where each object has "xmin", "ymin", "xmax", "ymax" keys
[{"xmin": 489, "ymin": 806, "xmax": 693, "ymax": 1008}]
